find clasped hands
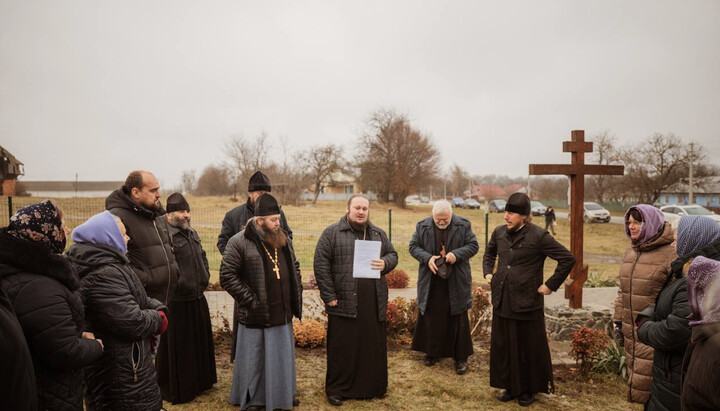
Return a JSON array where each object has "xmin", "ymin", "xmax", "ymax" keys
[{"xmin": 428, "ymin": 252, "xmax": 456, "ymax": 274}]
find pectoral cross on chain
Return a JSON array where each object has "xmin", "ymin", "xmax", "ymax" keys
[{"xmin": 273, "ymin": 264, "xmax": 280, "ymax": 280}]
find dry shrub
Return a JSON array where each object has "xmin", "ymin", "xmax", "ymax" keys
[
  {"xmin": 294, "ymin": 320, "xmax": 326, "ymax": 348},
  {"xmin": 386, "ymin": 297, "xmax": 418, "ymax": 344},
  {"xmin": 386, "ymin": 269, "xmax": 410, "ymax": 288},
  {"xmin": 468, "ymin": 287, "xmax": 492, "ymax": 336},
  {"xmin": 571, "ymin": 327, "xmax": 609, "ymax": 377}
]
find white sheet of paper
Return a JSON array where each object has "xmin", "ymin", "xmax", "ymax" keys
[{"xmin": 352, "ymin": 240, "xmax": 382, "ymax": 279}]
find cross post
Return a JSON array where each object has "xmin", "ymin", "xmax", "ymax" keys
[{"xmin": 529, "ymin": 130, "xmax": 624, "ymax": 309}]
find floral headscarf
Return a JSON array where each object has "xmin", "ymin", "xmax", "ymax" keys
[
  {"xmin": 7, "ymin": 200, "xmax": 67, "ymax": 253},
  {"xmin": 686, "ymin": 256, "xmax": 720, "ymax": 326}
]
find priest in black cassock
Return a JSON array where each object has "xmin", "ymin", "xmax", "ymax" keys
[
  {"xmin": 482, "ymin": 193, "xmax": 575, "ymax": 407},
  {"xmin": 220, "ymin": 193, "xmax": 303, "ymax": 411},
  {"xmin": 409, "ymin": 199, "xmax": 479, "ymax": 374},
  {"xmin": 314, "ymin": 194, "xmax": 398, "ymax": 407}
]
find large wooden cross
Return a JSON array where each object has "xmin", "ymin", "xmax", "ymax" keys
[{"xmin": 529, "ymin": 130, "xmax": 624, "ymax": 309}]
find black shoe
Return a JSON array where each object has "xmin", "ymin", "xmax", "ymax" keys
[
  {"xmin": 518, "ymin": 392, "xmax": 536, "ymax": 407},
  {"xmin": 245, "ymin": 406, "xmax": 262, "ymax": 411},
  {"xmin": 327, "ymin": 395, "xmax": 343, "ymax": 406},
  {"xmin": 293, "ymin": 397, "xmax": 300, "ymax": 406},
  {"xmin": 424, "ymin": 355, "xmax": 438, "ymax": 366},
  {"xmin": 455, "ymin": 360, "xmax": 468, "ymax": 375},
  {"xmin": 497, "ymin": 390, "xmax": 515, "ymax": 402}
]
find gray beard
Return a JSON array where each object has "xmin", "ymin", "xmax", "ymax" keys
[{"xmin": 169, "ymin": 215, "xmax": 191, "ymax": 230}]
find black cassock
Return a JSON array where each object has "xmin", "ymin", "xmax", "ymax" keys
[
  {"xmin": 325, "ymin": 232, "xmax": 387, "ymax": 399},
  {"xmin": 411, "ymin": 225, "xmax": 473, "ymax": 360}
]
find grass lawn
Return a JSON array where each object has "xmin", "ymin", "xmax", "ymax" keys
[
  {"xmin": 2, "ymin": 195, "xmax": 630, "ymax": 287},
  {"xmin": 164, "ymin": 333, "xmax": 641, "ymax": 411}
]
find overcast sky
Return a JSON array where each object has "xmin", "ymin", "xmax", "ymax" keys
[{"xmin": 2, "ymin": 1, "xmax": 719, "ymax": 189}]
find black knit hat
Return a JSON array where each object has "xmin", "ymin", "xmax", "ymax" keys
[
  {"xmin": 166, "ymin": 192, "xmax": 190, "ymax": 212},
  {"xmin": 248, "ymin": 170, "xmax": 271, "ymax": 192},
  {"xmin": 505, "ymin": 192, "xmax": 531, "ymax": 216},
  {"xmin": 255, "ymin": 193, "xmax": 280, "ymax": 217}
]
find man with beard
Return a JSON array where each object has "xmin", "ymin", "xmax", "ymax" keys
[
  {"xmin": 106, "ymin": 170, "xmax": 179, "ymax": 304},
  {"xmin": 220, "ymin": 193, "xmax": 303, "ymax": 411},
  {"xmin": 409, "ymin": 199, "xmax": 479, "ymax": 374},
  {"xmin": 156, "ymin": 193, "xmax": 217, "ymax": 404},
  {"xmin": 482, "ymin": 193, "xmax": 575, "ymax": 407},
  {"xmin": 314, "ymin": 194, "xmax": 398, "ymax": 406},
  {"xmin": 217, "ymin": 170, "xmax": 292, "ymax": 254}
]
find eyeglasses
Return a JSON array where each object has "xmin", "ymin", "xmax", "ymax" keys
[{"xmin": 627, "ymin": 220, "xmax": 642, "ymax": 227}]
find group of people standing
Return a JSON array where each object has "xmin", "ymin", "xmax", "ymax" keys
[
  {"xmin": 1, "ymin": 170, "xmax": 216, "ymax": 410},
  {"xmin": 614, "ymin": 204, "xmax": 720, "ymax": 410}
]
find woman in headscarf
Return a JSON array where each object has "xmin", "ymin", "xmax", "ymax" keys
[
  {"xmin": 0, "ymin": 200, "xmax": 104, "ymax": 410},
  {"xmin": 65, "ymin": 211, "xmax": 168, "ymax": 411},
  {"xmin": 681, "ymin": 256, "xmax": 720, "ymax": 410},
  {"xmin": 613, "ymin": 204, "xmax": 676, "ymax": 405},
  {"xmin": 637, "ymin": 215, "xmax": 720, "ymax": 411}
]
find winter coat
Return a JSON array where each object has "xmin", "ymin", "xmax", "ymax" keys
[
  {"xmin": 106, "ymin": 188, "xmax": 180, "ymax": 304},
  {"xmin": 217, "ymin": 197, "xmax": 292, "ymax": 254},
  {"xmin": 0, "ymin": 229, "xmax": 104, "ymax": 411},
  {"xmin": 168, "ymin": 224, "xmax": 210, "ymax": 301},
  {"xmin": 66, "ymin": 242, "xmax": 166, "ymax": 411},
  {"xmin": 482, "ymin": 223, "xmax": 575, "ymax": 315},
  {"xmin": 544, "ymin": 209, "xmax": 556, "ymax": 223},
  {"xmin": 613, "ymin": 221, "xmax": 676, "ymax": 404},
  {"xmin": 0, "ymin": 287, "xmax": 37, "ymax": 411},
  {"xmin": 637, "ymin": 273, "xmax": 691, "ymax": 411},
  {"xmin": 219, "ymin": 224, "xmax": 303, "ymax": 327},
  {"xmin": 681, "ymin": 323, "xmax": 720, "ymax": 410},
  {"xmin": 314, "ymin": 217, "xmax": 398, "ymax": 320},
  {"xmin": 409, "ymin": 215, "xmax": 479, "ymax": 316}
]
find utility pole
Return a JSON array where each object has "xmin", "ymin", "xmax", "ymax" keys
[{"xmin": 689, "ymin": 142, "xmax": 694, "ymax": 204}]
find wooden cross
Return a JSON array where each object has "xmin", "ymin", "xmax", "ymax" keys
[{"xmin": 529, "ymin": 130, "xmax": 624, "ymax": 309}]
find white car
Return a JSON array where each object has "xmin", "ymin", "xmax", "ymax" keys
[
  {"xmin": 583, "ymin": 202, "xmax": 611, "ymax": 223},
  {"xmin": 531, "ymin": 201, "xmax": 547, "ymax": 216},
  {"xmin": 659, "ymin": 204, "xmax": 720, "ymax": 227}
]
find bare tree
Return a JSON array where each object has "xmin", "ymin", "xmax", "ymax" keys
[
  {"xmin": 355, "ymin": 108, "xmax": 441, "ymax": 207},
  {"xmin": 449, "ymin": 164, "xmax": 470, "ymax": 197},
  {"xmin": 587, "ymin": 130, "xmax": 621, "ymax": 203},
  {"xmin": 223, "ymin": 131, "xmax": 271, "ymax": 200},
  {"xmin": 194, "ymin": 165, "xmax": 231, "ymax": 196},
  {"xmin": 180, "ymin": 169, "xmax": 197, "ymax": 194},
  {"xmin": 300, "ymin": 144, "xmax": 345, "ymax": 204}
]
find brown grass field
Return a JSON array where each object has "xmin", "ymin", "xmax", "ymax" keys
[{"xmin": 1, "ymin": 195, "xmax": 629, "ymax": 288}]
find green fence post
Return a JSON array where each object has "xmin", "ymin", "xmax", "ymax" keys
[
  {"xmin": 485, "ymin": 211, "xmax": 489, "ymax": 246},
  {"xmin": 388, "ymin": 209, "xmax": 392, "ymax": 243},
  {"xmin": 7, "ymin": 196, "xmax": 13, "ymax": 224}
]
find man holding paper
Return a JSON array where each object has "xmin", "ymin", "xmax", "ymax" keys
[{"xmin": 314, "ymin": 194, "xmax": 398, "ymax": 406}]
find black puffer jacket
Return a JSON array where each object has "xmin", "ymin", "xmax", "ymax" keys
[
  {"xmin": 314, "ymin": 217, "xmax": 398, "ymax": 320},
  {"xmin": 482, "ymin": 223, "xmax": 575, "ymax": 315},
  {"xmin": 106, "ymin": 188, "xmax": 180, "ymax": 304},
  {"xmin": 681, "ymin": 323, "xmax": 720, "ymax": 410},
  {"xmin": 409, "ymin": 215, "xmax": 479, "ymax": 316},
  {"xmin": 219, "ymin": 224, "xmax": 302, "ymax": 326},
  {"xmin": 0, "ymin": 287, "xmax": 37, "ymax": 411},
  {"xmin": 637, "ymin": 270, "xmax": 691, "ymax": 411},
  {"xmin": 168, "ymin": 224, "xmax": 210, "ymax": 301},
  {"xmin": 0, "ymin": 229, "xmax": 104, "ymax": 411},
  {"xmin": 66, "ymin": 242, "xmax": 166, "ymax": 411},
  {"xmin": 217, "ymin": 197, "xmax": 292, "ymax": 254}
]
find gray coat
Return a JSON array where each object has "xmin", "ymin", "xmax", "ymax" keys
[
  {"xmin": 314, "ymin": 217, "xmax": 398, "ymax": 321},
  {"xmin": 409, "ymin": 215, "xmax": 479, "ymax": 316}
]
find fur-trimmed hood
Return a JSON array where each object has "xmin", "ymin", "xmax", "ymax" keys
[{"xmin": 0, "ymin": 228, "xmax": 78, "ymax": 290}]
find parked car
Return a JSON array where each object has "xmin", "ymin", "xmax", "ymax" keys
[
  {"xmin": 452, "ymin": 197, "xmax": 466, "ymax": 208},
  {"xmin": 420, "ymin": 196, "xmax": 430, "ymax": 203},
  {"xmin": 488, "ymin": 199, "xmax": 506, "ymax": 213},
  {"xmin": 659, "ymin": 204, "xmax": 720, "ymax": 227},
  {"xmin": 530, "ymin": 201, "xmax": 547, "ymax": 216},
  {"xmin": 583, "ymin": 202, "xmax": 611, "ymax": 223},
  {"xmin": 463, "ymin": 199, "xmax": 481, "ymax": 209}
]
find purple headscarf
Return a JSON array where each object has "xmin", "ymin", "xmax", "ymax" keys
[
  {"xmin": 686, "ymin": 256, "xmax": 720, "ymax": 326},
  {"xmin": 625, "ymin": 204, "xmax": 666, "ymax": 245},
  {"xmin": 72, "ymin": 211, "xmax": 127, "ymax": 254},
  {"xmin": 7, "ymin": 200, "xmax": 66, "ymax": 253}
]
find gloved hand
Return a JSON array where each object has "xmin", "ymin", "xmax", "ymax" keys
[
  {"xmin": 158, "ymin": 310, "xmax": 168, "ymax": 335},
  {"xmin": 613, "ymin": 321, "xmax": 624, "ymax": 346},
  {"xmin": 150, "ymin": 333, "xmax": 161, "ymax": 354},
  {"xmin": 635, "ymin": 305, "xmax": 655, "ymax": 328}
]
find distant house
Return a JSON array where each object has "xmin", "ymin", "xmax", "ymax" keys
[
  {"xmin": 1, "ymin": 145, "xmax": 24, "ymax": 196},
  {"xmin": 657, "ymin": 176, "xmax": 720, "ymax": 209},
  {"xmin": 22, "ymin": 181, "xmax": 123, "ymax": 198},
  {"xmin": 301, "ymin": 172, "xmax": 374, "ymax": 201}
]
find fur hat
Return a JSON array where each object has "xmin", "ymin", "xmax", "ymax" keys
[
  {"xmin": 248, "ymin": 170, "xmax": 271, "ymax": 192},
  {"xmin": 505, "ymin": 192, "xmax": 531, "ymax": 216},
  {"xmin": 166, "ymin": 192, "xmax": 190, "ymax": 213},
  {"xmin": 255, "ymin": 193, "xmax": 280, "ymax": 217}
]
